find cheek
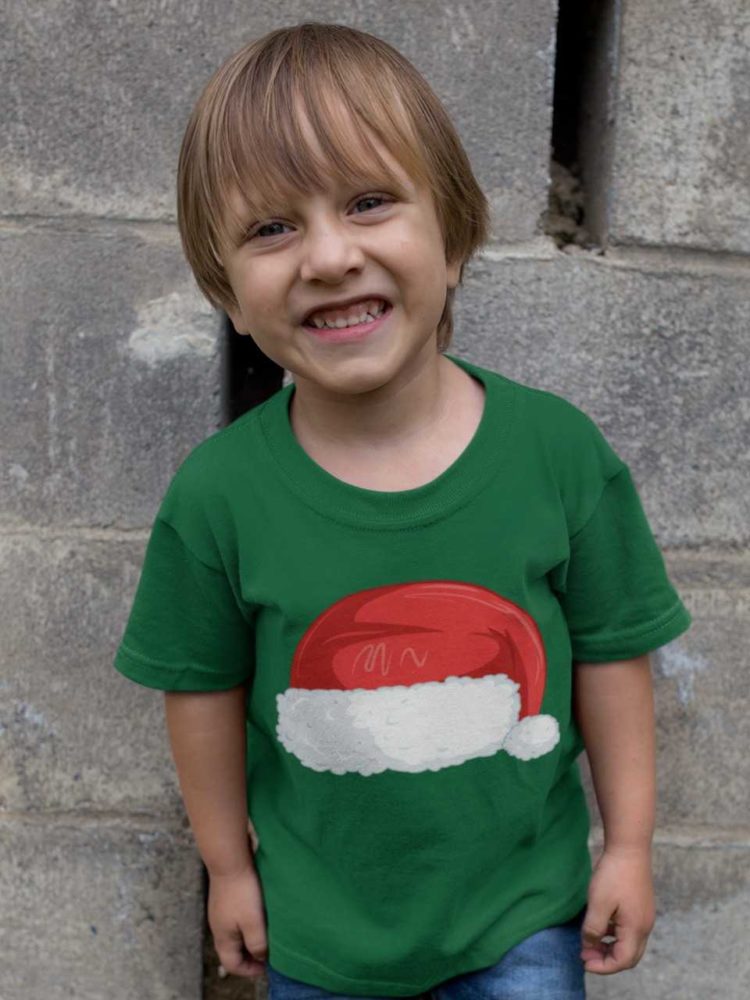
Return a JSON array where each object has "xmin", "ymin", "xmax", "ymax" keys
[
  {"xmin": 393, "ymin": 219, "xmax": 449, "ymax": 274},
  {"xmin": 231, "ymin": 274, "xmax": 277, "ymax": 323}
]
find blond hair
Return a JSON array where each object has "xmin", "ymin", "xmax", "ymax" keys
[{"xmin": 177, "ymin": 21, "xmax": 489, "ymax": 352}]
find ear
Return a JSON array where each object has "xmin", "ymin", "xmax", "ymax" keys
[
  {"xmin": 225, "ymin": 304, "xmax": 247, "ymax": 335},
  {"xmin": 446, "ymin": 255, "xmax": 462, "ymax": 290}
]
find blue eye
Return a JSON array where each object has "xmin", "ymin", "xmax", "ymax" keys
[
  {"xmin": 246, "ymin": 193, "xmax": 391, "ymax": 241},
  {"xmin": 253, "ymin": 221, "xmax": 289, "ymax": 239},
  {"xmin": 353, "ymin": 194, "xmax": 389, "ymax": 213}
]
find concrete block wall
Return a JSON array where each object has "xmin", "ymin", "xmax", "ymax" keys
[{"xmin": 1, "ymin": 1, "xmax": 747, "ymax": 998}]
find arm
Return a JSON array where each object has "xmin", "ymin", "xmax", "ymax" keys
[
  {"xmin": 165, "ymin": 683, "xmax": 268, "ymax": 978},
  {"xmin": 573, "ymin": 653, "xmax": 655, "ymax": 851},
  {"xmin": 572, "ymin": 653, "xmax": 657, "ymax": 974},
  {"xmin": 164, "ymin": 683, "xmax": 254, "ymax": 877}
]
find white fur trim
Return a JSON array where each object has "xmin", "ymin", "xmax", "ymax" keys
[
  {"xmin": 277, "ymin": 674, "xmax": 559, "ymax": 775},
  {"xmin": 502, "ymin": 714, "xmax": 560, "ymax": 760}
]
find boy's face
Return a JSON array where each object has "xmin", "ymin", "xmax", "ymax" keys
[{"xmin": 219, "ymin": 105, "xmax": 461, "ymax": 397}]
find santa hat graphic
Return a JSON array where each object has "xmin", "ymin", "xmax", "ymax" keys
[{"xmin": 276, "ymin": 581, "xmax": 559, "ymax": 776}]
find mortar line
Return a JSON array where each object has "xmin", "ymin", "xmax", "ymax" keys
[
  {"xmin": 1, "ymin": 213, "xmax": 748, "ymax": 274},
  {"xmin": 1, "ymin": 811, "xmax": 749, "ymax": 847}
]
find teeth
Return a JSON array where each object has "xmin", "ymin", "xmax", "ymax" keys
[{"xmin": 309, "ymin": 299, "xmax": 387, "ymax": 329}]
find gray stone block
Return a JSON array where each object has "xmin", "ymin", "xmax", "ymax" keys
[
  {"xmin": 607, "ymin": 0, "xmax": 750, "ymax": 253},
  {"xmin": 584, "ymin": 556, "xmax": 747, "ymax": 832},
  {"xmin": 0, "ymin": 220, "xmax": 222, "ymax": 529},
  {"xmin": 574, "ymin": 552, "xmax": 746, "ymax": 832},
  {"xmin": 457, "ymin": 246, "xmax": 750, "ymax": 546},
  {"xmin": 653, "ymin": 554, "xmax": 750, "ymax": 828},
  {"xmin": 0, "ymin": 816, "xmax": 204, "ymax": 1000},
  {"xmin": 0, "ymin": 1, "xmax": 556, "ymax": 242},
  {"xmin": 0, "ymin": 531, "xmax": 186, "ymax": 814}
]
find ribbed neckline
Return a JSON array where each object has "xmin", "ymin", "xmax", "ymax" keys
[{"xmin": 258, "ymin": 353, "xmax": 516, "ymax": 529}]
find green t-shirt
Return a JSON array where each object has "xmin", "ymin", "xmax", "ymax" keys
[{"xmin": 114, "ymin": 352, "xmax": 692, "ymax": 996}]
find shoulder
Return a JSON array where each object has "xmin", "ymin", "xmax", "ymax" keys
[
  {"xmin": 455, "ymin": 354, "xmax": 609, "ymax": 454},
  {"xmin": 482, "ymin": 365, "xmax": 628, "ymax": 532},
  {"xmin": 153, "ymin": 395, "xmax": 276, "ymax": 561},
  {"xmin": 516, "ymin": 379, "xmax": 620, "ymax": 461},
  {"xmin": 478, "ymin": 362, "xmax": 618, "ymax": 458}
]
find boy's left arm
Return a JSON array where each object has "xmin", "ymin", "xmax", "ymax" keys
[{"xmin": 573, "ymin": 653, "xmax": 657, "ymax": 975}]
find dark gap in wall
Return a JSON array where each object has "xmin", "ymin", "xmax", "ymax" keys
[
  {"xmin": 224, "ymin": 314, "xmax": 285, "ymax": 423},
  {"xmin": 545, "ymin": 0, "xmax": 620, "ymax": 250}
]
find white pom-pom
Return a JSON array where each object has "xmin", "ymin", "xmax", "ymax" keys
[{"xmin": 503, "ymin": 714, "xmax": 560, "ymax": 760}]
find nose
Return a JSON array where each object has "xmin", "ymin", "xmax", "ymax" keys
[{"xmin": 298, "ymin": 215, "xmax": 366, "ymax": 283}]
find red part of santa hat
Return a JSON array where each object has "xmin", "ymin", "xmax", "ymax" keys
[{"xmin": 289, "ymin": 581, "xmax": 547, "ymax": 719}]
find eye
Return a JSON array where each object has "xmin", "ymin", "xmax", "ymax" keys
[
  {"xmin": 352, "ymin": 193, "xmax": 392, "ymax": 214},
  {"xmin": 244, "ymin": 193, "xmax": 392, "ymax": 242},
  {"xmin": 249, "ymin": 220, "xmax": 290, "ymax": 241}
]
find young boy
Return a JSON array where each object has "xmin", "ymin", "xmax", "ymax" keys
[{"xmin": 113, "ymin": 21, "xmax": 692, "ymax": 999}]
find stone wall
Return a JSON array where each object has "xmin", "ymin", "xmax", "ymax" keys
[{"xmin": 1, "ymin": 1, "xmax": 747, "ymax": 997}]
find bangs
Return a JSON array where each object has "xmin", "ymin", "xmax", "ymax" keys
[{"xmin": 206, "ymin": 46, "xmax": 434, "ymax": 251}]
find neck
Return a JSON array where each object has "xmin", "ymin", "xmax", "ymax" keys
[{"xmin": 288, "ymin": 343, "xmax": 457, "ymax": 452}]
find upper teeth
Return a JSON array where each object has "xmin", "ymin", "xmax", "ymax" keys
[{"xmin": 308, "ymin": 298, "xmax": 387, "ymax": 329}]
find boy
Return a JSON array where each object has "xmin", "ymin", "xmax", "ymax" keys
[{"xmin": 114, "ymin": 21, "xmax": 692, "ymax": 999}]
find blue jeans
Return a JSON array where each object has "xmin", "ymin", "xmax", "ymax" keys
[{"xmin": 266, "ymin": 906, "xmax": 587, "ymax": 1000}]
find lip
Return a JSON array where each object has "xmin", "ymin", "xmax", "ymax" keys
[{"xmin": 304, "ymin": 302, "xmax": 392, "ymax": 344}]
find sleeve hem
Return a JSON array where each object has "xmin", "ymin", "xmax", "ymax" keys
[
  {"xmin": 570, "ymin": 599, "xmax": 692, "ymax": 663},
  {"xmin": 114, "ymin": 646, "xmax": 251, "ymax": 692}
]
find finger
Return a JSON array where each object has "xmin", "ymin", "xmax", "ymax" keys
[
  {"xmin": 240, "ymin": 925, "xmax": 269, "ymax": 962},
  {"xmin": 608, "ymin": 921, "xmax": 641, "ymax": 970},
  {"xmin": 217, "ymin": 939, "xmax": 267, "ymax": 978},
  {"xmin": 582, "ymin": 924, "xmax": 640, "ymax": 975},
  {"xmin": 582, "ymin": 948, "xmax": 622, "ymax": 975},
  {"xmin": 580, "ymin": 909, "xmax": 617, "ymax": 973},
  {"xmin": 580, "ymin": 910, "xmax": 615, "ymax": 951},
  {"xmin": 217, "ymin": 953, "xmax": 267, "ymax": 979}
]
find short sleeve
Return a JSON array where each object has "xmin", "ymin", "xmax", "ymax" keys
[
  {"xmin": 114, "ymin": 515, "xmax": 255, "ymax": 691},
  {"xmin": 554, "ymin": 463, "xmax": 692, "ymax": 662}
]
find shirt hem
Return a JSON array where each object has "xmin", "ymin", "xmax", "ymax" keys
[
  {"xmin": 266, "ymin": 890, "xmax": 589, "ymax": 996},
  {"xmin": 570, "ymin": 598, "xmax": 692, "ymax": 663},
  {"xmin": 113, "ymin": 646, "xmax": 250, "ymax": 692}
]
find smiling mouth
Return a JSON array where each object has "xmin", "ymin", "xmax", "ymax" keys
[{"xmin": 303, "ymin": 302, "xmax": 393, "ymax": 342}]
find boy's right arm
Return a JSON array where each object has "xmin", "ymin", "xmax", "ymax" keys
[
  {"xmin": 163, "ymin": 683, "xmax": 254, "ymax": 877},
  {"xmin": 164, "ymin": 683, "xmax": 268, "ymax": 977}
]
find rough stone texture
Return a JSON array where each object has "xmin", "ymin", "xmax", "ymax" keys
[
  {"xmin": 0, "ymin": 0, "xmax": 557, "ymax": 244},
  {"xmin": 0, "ymin": 530, "xmax": 183, "ymax": 815},
  {"xmin": 0, "ymin": 221, "xmax": 223, "ymax": 529},
  {"xmin": 653, "ymin": 553, "xmax": 750, "ymax": 825},
  {"xmin": 2, "ymin": 1, "xmax": 749, "ymax": 996},
  {"xmin": 458, "ymin": 246, "xmax": 750, "ymax": 547},
  {"xmin": 0, "ymin": 817, "xmax": 205, "ymax": 1000},
  {"xmin": 576, "ymin": 550, "xmax": 749, "ymax": 832},
  {"xmin": 606, "ymin": 0, "xmax": 750, "ymax": 253}
]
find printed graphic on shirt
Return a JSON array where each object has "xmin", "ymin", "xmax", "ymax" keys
[{"xmin": 276, "ymin": 581, "xmax": 559, "ymax": 775}]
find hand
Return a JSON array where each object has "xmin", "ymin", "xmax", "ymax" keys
[
  {"xmin": 208, "ymin": 863, "xmax": 268, "ymax": 979},
  {"xmin": 580, "ymin": 846, "xmax": 656, "ymax": 974}
]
